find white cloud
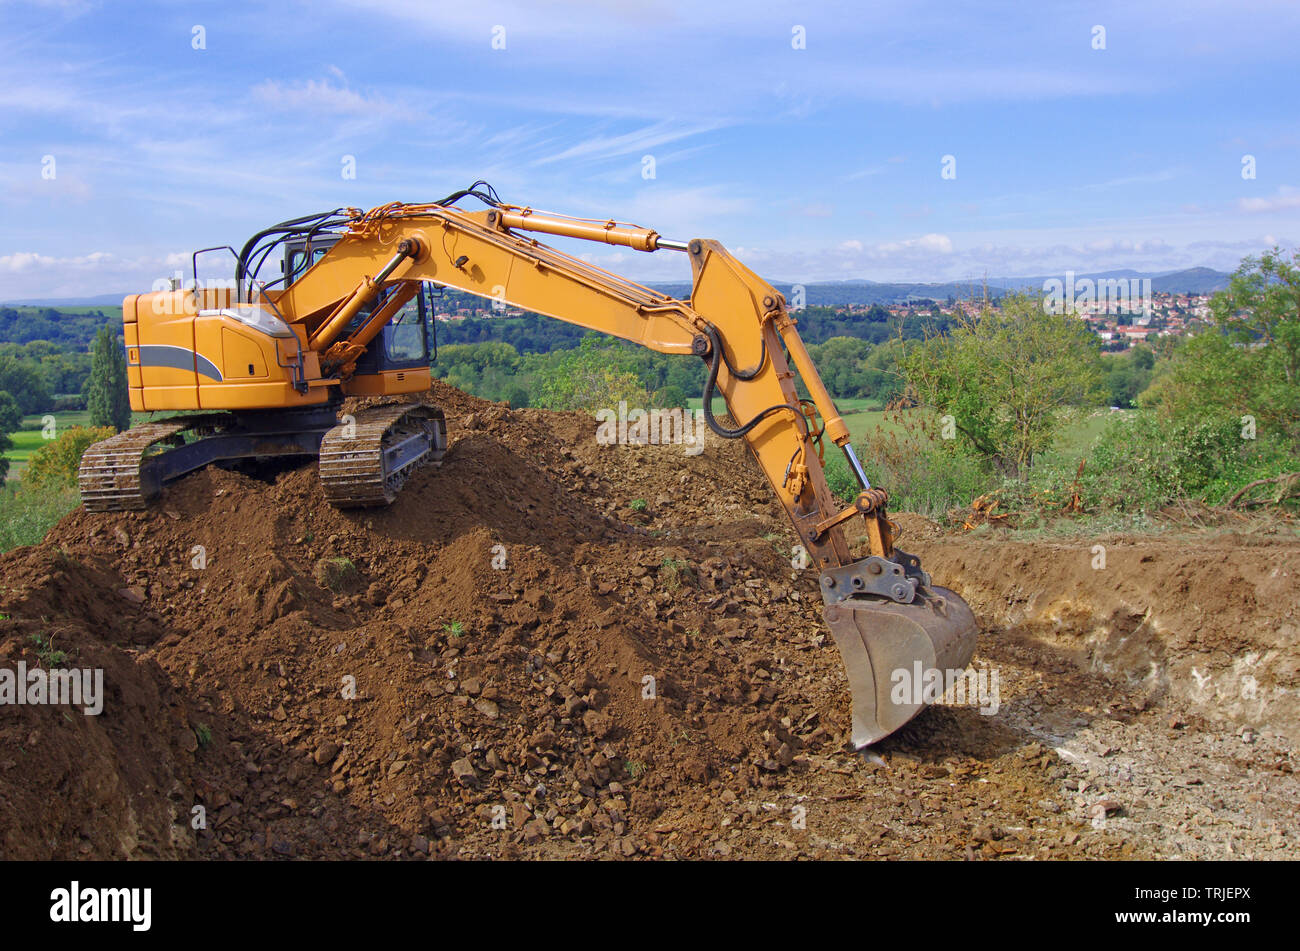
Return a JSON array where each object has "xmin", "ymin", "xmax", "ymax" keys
[
  {"xmin": 1239, "ymin": 187, "xmax": 1300, "ymax": 213},
  {"xmin": 0, "ymin": 250, "xmax": 191, "ymax": 300},
  {"xmin": 0, "ymin": 250, "xmax": 112, "ymax": 272},
  {"xmin": 843, "ymin": 166, "xmax": 887, "ymax": 182},
  {"xmin": 874, "ymin": 234, "xmax": 954, "ymax": 255}
]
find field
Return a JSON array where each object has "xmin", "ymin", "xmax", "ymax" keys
[
  {"xmin": 5, "ymin": 411, "xmax": 94, "ymax": 482},
  {"xmin": 4, "ymin": 305, "xmax": 110, "ymax": 316},
  {"xmin": 691, "ymin": 397, "xmax": 1115, "ymax": 458}
]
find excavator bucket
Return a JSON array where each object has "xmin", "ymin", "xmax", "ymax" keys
[{"xmin": 823, "ymin": 583, "xmax": 978, "ymax": 747}]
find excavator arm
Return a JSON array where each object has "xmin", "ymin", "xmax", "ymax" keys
[
  {"xmin": 268, "ymin": 198, "xmax": 978, "ymax": 746},
  {"xmin": 281, "ymin": 203, "xmax": 860, "ymax": 570}
]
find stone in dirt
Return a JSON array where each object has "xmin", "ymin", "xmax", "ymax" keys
[
  {"xmin": 451, "ymin": 758, "xmax": 478, "ymax": 787},
  {"xmin": 313, "ymin": 741, "xmax": 341, "ymax": 766}
]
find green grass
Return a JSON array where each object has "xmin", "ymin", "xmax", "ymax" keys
[
  {"xmin": 0, "ymin": 485, "xmax": 79, "ymax": 552},
  {"xmin": 7, "ymin": 429, "xmax": 49, "ymax": 473},
  {"xmin": 1035, "ymin": 408, "xmax": 1120, "ymax": 468},
  {"xmin": 840, "ymin": 408, "xmax": 905, "ymax": 442},
  {"xmin": 839, "ymin": 405, "xmax": 1123, "ymax": 460},
  {"xmin": 20, "ymin": 410, "xmax": 93, "ymax": 428},
  {"xmin": 28, "ymin": 632, "xmax": 69, "ymax": 666},
  {"xmin": 820, "ymin": 404, "xmax": 1137, "ymax": 519}
]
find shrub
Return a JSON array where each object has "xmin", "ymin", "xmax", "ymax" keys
[
  {"xmin": 825, "ymin": 412, "xmax": 992, "ymax": 518},
  {"xmin": 1065, "ymin": 411, "xmax": 1297, "ymax": 513},
  {"xmin": 21, "ymin": 426, "xmax": 115, "ymax": 490}
]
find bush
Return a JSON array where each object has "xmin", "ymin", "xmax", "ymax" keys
[
  {"xmin": 22, "ymin": 426, "xmax": 115, "ymax": 490},
  {"xmin": 899, "ymin": 292, "xmax": 1103, "ymax": 479},
  {"xmin": 1077, "ymin": 411, "xmax": 1297, "ymax": 512},
  {"xmin": 825, "ymin": 411, "xmax": 993, "ymax": 518},
  {"xmin": 526, "ymin": 337, "xmax": 649, "ymax": 411}
]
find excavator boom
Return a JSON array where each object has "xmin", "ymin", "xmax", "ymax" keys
[{"xmin": 82, "ymin": 187, "xmax": 978, "ymax": 746}]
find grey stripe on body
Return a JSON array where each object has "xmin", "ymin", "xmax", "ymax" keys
[{"xmin": 132, "ymin": 344, "xmax": 224, "ymax": 381}]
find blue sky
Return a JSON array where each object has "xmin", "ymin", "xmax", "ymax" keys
[{"xmin": 1, "ymin": 0, "xmax": 1298, "ymax": 299}]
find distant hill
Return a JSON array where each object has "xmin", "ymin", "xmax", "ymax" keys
[
  {"xmin": 1150, "ymin": 267, "xmax": 1230, "ymax": 294},
  {"xmin": 3, "ymin": 267, "xmax": 1230, "ymax": 312},
  {"xmin": 0, "ymin": 293, "xmax": 126, "ymax": 307},
  {"xmin": 653, "ymin": 267, "xmax": 1229, "ymax": 306}
]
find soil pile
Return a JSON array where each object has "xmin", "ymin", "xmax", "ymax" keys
[{"xmin": 1, "ymin": 379, "xmax": 1295, "ymax": 859}]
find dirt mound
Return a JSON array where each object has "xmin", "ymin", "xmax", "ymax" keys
[
  {"xmin": 2, "ymin": 383, "xmax": 1296, "ymax": 860},
  {"xmin": 0, "ymin": 548, "xmax": 197, "ymax": 859}
]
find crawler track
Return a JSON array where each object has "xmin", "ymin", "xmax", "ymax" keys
[
  {"xmin": 317, "ymin": 403, "xmax": 446, "ymax": 507},
  {"xmin": 77, "ymin": 421, "xmax": 190, "ymax": 512}
]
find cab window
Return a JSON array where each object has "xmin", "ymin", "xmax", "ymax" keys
[
  {"xmin": 385, "ymin": 296, "xmax": 428, "ymax": 362},
  {"xmin": 287, "ymin": 246, "xmax": 330, "ymax": 282}
]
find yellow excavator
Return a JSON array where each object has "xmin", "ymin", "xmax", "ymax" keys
[{"xmin": 79, "ymin": 182, "xmax": 977, "ymax": 746}]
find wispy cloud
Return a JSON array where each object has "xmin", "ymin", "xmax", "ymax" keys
[
  {"xmin": 531, "ymin": 120, "xmax": 729, "ymax": 167},
  {"xmin": 252, "ymin": 78, "xmax": 396, "ymax": 116}
]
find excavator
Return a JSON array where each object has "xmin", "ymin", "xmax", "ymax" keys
[{"xmin": 78, "ymin": 182, "xmax": 977, "ymax": 747}]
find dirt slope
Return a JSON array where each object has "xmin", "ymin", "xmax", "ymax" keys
[{"xmin": 1, "ymin": 380, "xmax": 1295, "ymax": 860}]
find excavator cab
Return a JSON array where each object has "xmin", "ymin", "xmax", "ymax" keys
[
  {"xmin": 347, "ymin": 293, "xmax": 430, "ymax": 378},
  {"xmin": 282, "ymin": 235, "xmax": 432, "ymax": 395}
]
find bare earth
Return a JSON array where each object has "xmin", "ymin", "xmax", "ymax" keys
[{"xmin": 1, "ymin": 380, "xmax": 1296, "ymax": 860}]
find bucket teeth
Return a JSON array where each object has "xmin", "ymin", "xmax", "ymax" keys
[{"xmin": 823, "ymin": 584, "xmax": 978, "ymax": 747}]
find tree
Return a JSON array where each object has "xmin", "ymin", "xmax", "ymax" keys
[
  {"xmin": 0, "ymin": 390, "xmax": 21, "ymax": 433},
  {"xmin": 0, "ymin": 390, "xmax": 19, "ymax": 487},
  {"xmin": 526, "ymin": 336, "xmax": 649, "ymax": 411},
  {"xmin": 651, "ymin": 384, "xmax": 689, "ymax": 409},
  {"xmin": 900, "ymin": 291, "xmax": 1103, "ymax": 478},
  {"xmin": 1146, "ymin": 248, "xmax": 1300, "ymax": 441},
  {"xmin": 1101, "ymin": 346, "xmax": 1156, "ymax": 408},
  {"xmin": 806, "ymin": 336, "xmax": 874, "ymax": 399},
  {"xmin": 0, "ymin": 353, "xmax": 51, "ymax": 414},
  {"xmin": 1211, "ymin": 247, "xmax": 1300, "ymax": 385},
  {"xmin": 86, "ymin": 327, "xmax": 131, "ymax": 432}
]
